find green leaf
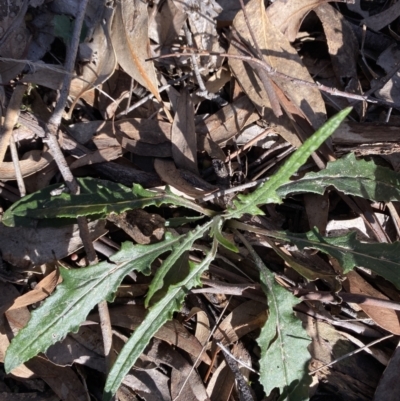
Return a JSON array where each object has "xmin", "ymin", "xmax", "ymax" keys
[
  {"xmin": 277, "ymin": 153, "xmax": 400, "ymax": 201},
  {"xmin": 210, "ymin": 216, "xmax": 239, "ymax": 253},
  {"xmin": 145, "ymin": 221, "xmax": 212, "ymax": 307},
  {"xmin": 103, "ymin": 237, "xmax": 218, "ymax": 400},
  {"xmin": 4, "ymin": 233, "xmax": 183, "ymax": 373},
  {"xmin": 271, "ymin": 229, "xmax": 400, "ymax": 290},
  {"xmin": 3, "ymin": 178, "xmax": 214, "ymax": 227},
  {"xmin": 236, "ymin": 231, "xmax": 311, "ymax": 400},
  {"xmin": 226, "ymin": 107, "xmax": 352, "ymax": 219}
]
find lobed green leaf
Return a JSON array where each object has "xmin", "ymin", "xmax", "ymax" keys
[
  {"xmin": 2, "ymin": 178, "xmax": 213, "ymax": 227},
  {"xmin": 237, "ymin": 231, "xmax": 311, "ymax": 400},
  {"xmin": 4, "ymin": 233, "xmax": 182, "ymax": 373},
  {"xmin": 226, "ymin": 107, "xmax": 352, "ymax": 219},
  {"xmin": 103, "ymin": 237, "xmax": 218, "ymax": 400},
  {"xmin": 271, "ymin": 229, "xmax": 400, "ymax": 289},
  {"xmin": 277, "ymin": 152, "xmax": 400, "ymax": 201}
]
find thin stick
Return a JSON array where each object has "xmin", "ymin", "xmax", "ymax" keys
[
  {"xmin": 150, "ymin": 51, "xmax": 385, "ymax": 105},
  {"xmin": 0, "ymin": 84, "xmax": 26, "ymax": 163},
  {"xmin": 9, "ymin": 135, "xmax": 26, "ymax": 196},
  {"xmin": 183, "ymin": 22, "xmax": 209, "ymax": 98},
  {"xmin": 217, "ymin": 342, "xmax": 258, "ymax": 374}
]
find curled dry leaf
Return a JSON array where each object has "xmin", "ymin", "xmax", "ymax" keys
[
  {"xmin": 89, "ymin": 304, "xmax": 211, "ymax": 365},
  {"xmin": 0, "ymin": 220, "xmax": 107, "ymax": 269},
  {"xmin": 146, "ymin": 339, "xmax": 209, "ymax": 401},
  {"xmin": 154, "ymin": 158, "xmax": 211, "ymax": 197},
  {"xmin": 69, "ymin": 5, "xmax": 117, "ymax": 110},
  {"xmin": 361, "ymin": 1, "xmax": 400, "ymax": 32},
  {"xmin": 343, "ymin": 271, "xmax": 400, "ymax": 336},
  {"xmin": 267, "ymin": 0, "xmax": 338, "ymax": 42},
  {"xmin": 228, "ymin": 0, "xmax": 326, "ymax": 143},
  {"xmin": 314, "ymin": 3, "xmax": 363, "ymax": 114},
  {"xmin": 112, "ymin": 0, "xmax": 161, "ymax": 101},
  {"xmin": 7, "ymin": 270, "xmax": 61, "ymax": 311}
]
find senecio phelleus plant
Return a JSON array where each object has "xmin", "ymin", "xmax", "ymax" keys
[{"xmin": 5, "ymin": 107, "xmax": 400, "ymax": 400}]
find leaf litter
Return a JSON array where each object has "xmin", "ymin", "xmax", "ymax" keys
[{"xmin": 3, "ymin": 0, "xmax": 400, "ymax": 400}]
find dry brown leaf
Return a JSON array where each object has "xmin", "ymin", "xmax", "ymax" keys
[
  {"xmin": 361, "ymin": 2, "xmax": 400, "ymax": 32},
  {"xmin": 228, "ymin": 0, "xmax": 326, "ymax": 142},
  {"xmin": 373, "ymin": 339, "xmax": 400, "ymax": 401},
  {"xmin": 206, "ymin": 359, "xmax": 232, "ymax": 401},
  {"xmin": 149, "ymin": 0, "xmax": 187, "ymax": 48},
  {"xmin": 111, "ymin": 0, "xmax": 161, "ymax": 101},
  {"xmin": 89, "ymin": 305, "xmax": 212, "ymax": 365},
  {"xmin": 171, "ymin": 87, "xmax": 198, "ymax": 174},
  {"xmin": 0, "ymin": 281, "xmax": 35, "ymax": 378},
  {"xmin": 196, "ymin": 95, "xmax": 257, "ymax": 147},
  {"xmin": 0, "ymin": 0, "xmax": 30, "ymax": 82},
  {"xmin": 343, "ymin": 271, "xmax": 400, "ymax": 335},
  {"xmin": 154, "ymin": 159, "xmax": 209, "ymax": 197},
  {"xmin": 69, "ymin": 5, "xmax": 116, "ymax": 110},
  {"xmin": 46, "ymin": 327, "xmax": 105, "ymax": 371},
  {"xmin": 213, "ymin": 300, "xmax": 267, "ymax": 346},
  {"xmin": 114, "ymin": 119, "xmax": 171, "ymax": 143},
  {"xmin": 146, "ymin": 339, "xmax": 209, "ymax": 401},
  {"xmin": 25, "ymin": 357, "xmax": 90, "ymax": 401},
  {"xmin": 0, "ymin": 220, "xmax": 107, "ymax": 269},
  {"xmin": 7, "ymin": 270, "xmax": 61, "ymax": 311},
  {"xmin": 186, "ymin": 307, "xmax": 210, "ymax": 347},
  {"xmin": 69, "ymin": 132, "xmax": 123, "ymax": 170},
  {"xmin": 107, "ymin": 209, "xmax": 165, "ymax": 245},
  {"xmin": 267, "ymin": 0, "xmax": 336, "ymax": 42},
  {"xmin": 314, "ymin": 3, "xmax": 363, "ymax": 115}
]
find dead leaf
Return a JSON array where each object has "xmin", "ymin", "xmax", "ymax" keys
[
  {"xmin": 0, "ymin": 220, "xmax": 107, "ymax": 269},
  {"xmin": 69, "ymin": 5, "xmax": 116, "ymax": 110},
  {"xmin": 0, "ymin": 281, "xmax": 35, "ymax": 378},
  {"xmin": 267, "ymin": 0, "xmax": 336, "ymax": 42},
  {"xmin": 171, "ymin": 87, "xmax": 198, "ymax": 174},
  {"xmin": 186, "ymin": 307, "xmax": 210, "ymax": 347},
  {"xmin": 154, "ymin": 158, "xmax": 211, "ymax": 197},
  {"xmin": 228, "ymin": 0, "xmax": 326, "ymax": 142},
  {"xmin": 25, "ymin": 357, "xmax": 90, "ymax": 401},
  {"xmin": 343, "ymin": 271, "xmax": 400, "ymax": 335},
  {"xmin": 214, "ymin": 300, "xmax": 267, "ymax": 346},
  {"xmin": 107, "ymin": 209, "xmax": 165, "ymax": 245},
  {"xmin": 146, "ymin": 339, "xmax": 209, "ymax": 401},
  {"xmin": 7, "ymin": 270, "xmax": 61, "ymax": 311},
  {"xmin": 89, "ymin": 304, "xmax": 212, "ymax": 365},
  {"xmin": 111, "ymin": 0, "xmax": 161, "ymax": 101},
  {"xmin": 361, "ymin": 1, "xmax": 400, "ymax": 32},
  {"xmin": 373, "ymin": 339, "xmax": 400, "ymax": 401}
]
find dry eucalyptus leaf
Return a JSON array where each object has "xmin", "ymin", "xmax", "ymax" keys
[
  {"xmin": 361, "ymin": 1, "xmax": 400, "ymax": 32},
  {"xmin": 0, "ymin": 220, "xmax": 107, "ymax": 269},
  {"xmin": 229, "ymin": 0, "xmax": 326, "ymax": 136},
  {"xmin": 314, "ymin": 4, "xmax": 360, "ymax": 93},
  {"xmin": 343, "ymin": 271, "xmax": 400, "ymax": 336},
  {"xmin": 146, "ymin": 339, "xmax": 209, "ymax": 401},
  {"xmin": 7, "ymin": 270, "xmax": 61, "ymax": 311},
  {"xmin": 171, "ymin": 87, "xmax": 198, "ymax": 175},
  {"xmin": 172, "ymin": 0, "xmax": 223, "ymax": 69},
  {"xmin": 0, "ymin": 0, "xmax": 30, "ymax": 82},
  {"xmin": 154, "ymin": 158, "xmax": 209, "ymax": 197},
  {"xmin": 149, "ymin": 0, "xmax": 187, "ymax": 48},
  {"xmin": 267, "ymin": 0, "xmax": 338, "ymax": 42},
  {"xmin": 69, "ymin": 5, "xmax": 116, "ymax": 109},
  {"xmin": 112, "ymin": 0, "xmax": 161, "ymax": 101}
]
